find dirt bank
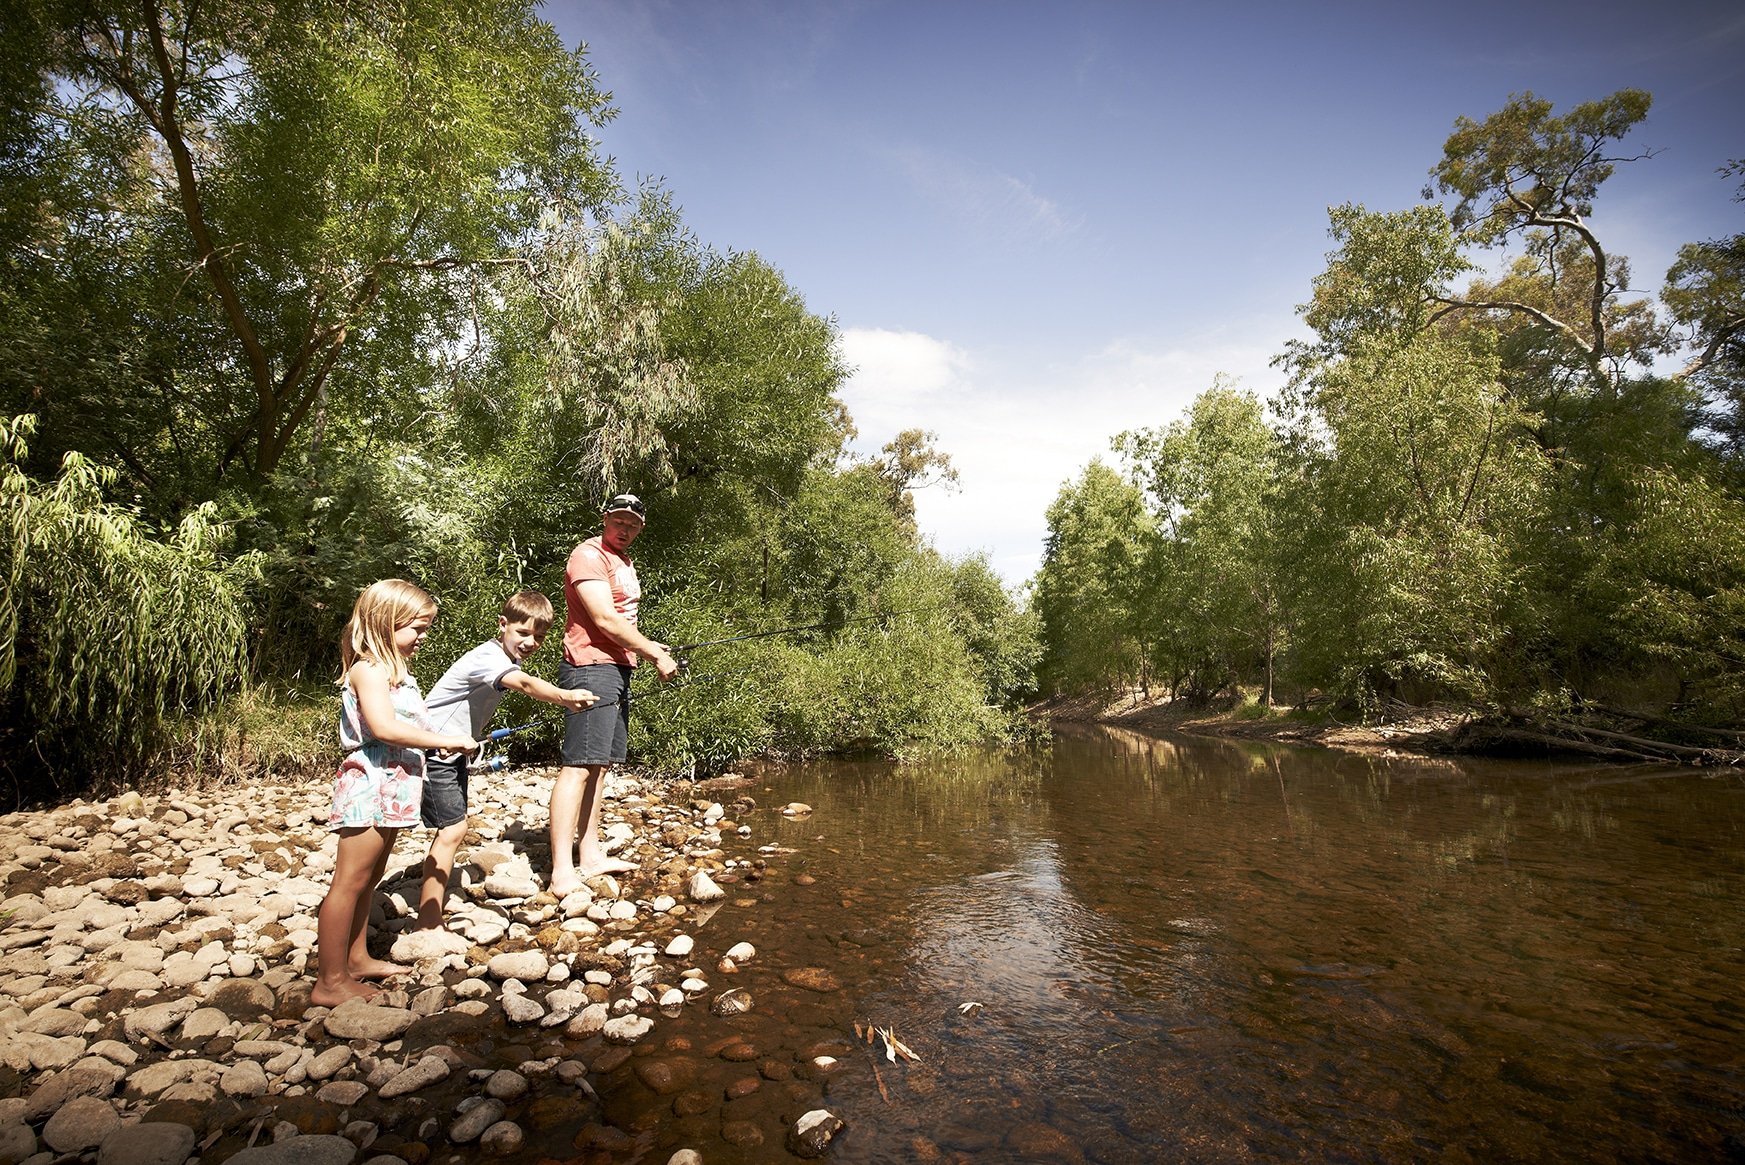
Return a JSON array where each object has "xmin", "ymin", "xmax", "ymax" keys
[{"xmin": 1032, "ymin": 691, "xmax": 1471, "ymax": 759}]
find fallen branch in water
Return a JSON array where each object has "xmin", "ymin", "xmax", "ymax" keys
[{"xmin": 1451, "ymin": 713, "xmax": 1744, "ymax": 766}]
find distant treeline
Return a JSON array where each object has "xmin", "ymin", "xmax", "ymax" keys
[
  {"xmin": 1034, "ymin": 91, "xmax": 1744, "ymax": 728},
  {"xmin": 0, "ymin": 1, "xmax": 1039, "ymax": 800}
]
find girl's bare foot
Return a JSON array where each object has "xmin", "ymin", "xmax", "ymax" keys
[
  {"xmin": 350, "ymin": 957, "xmax": 410, "ymax": 980},
  {"xmin": 310, "ymin": 978, "xmax": 377, "ymax": 1007}
]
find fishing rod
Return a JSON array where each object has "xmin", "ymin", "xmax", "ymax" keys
[
  {"xmin": 473, "ymin": 671, "xmax": 724, "ymax": 768},
  {"xmin": 666, "ymin": 603, "xmax": 948, "ymax": 655}
]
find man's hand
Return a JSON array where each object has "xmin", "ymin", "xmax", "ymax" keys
[
  {"xmin": 650, "ymin": 645, "xmax": 681, "ymax": 682},
  {"xmin": 560, "ymin": 688, "xmax": 598, "ymax": 712}
]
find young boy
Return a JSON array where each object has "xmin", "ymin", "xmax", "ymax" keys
[{"xmin": 405, "ymin": 590, "xmax": 595, "ymax": 953}]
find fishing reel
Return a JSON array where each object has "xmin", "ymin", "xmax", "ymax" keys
[{"xmin": 476, "ymin": 753, "xmax": 511, "ymax": 774}]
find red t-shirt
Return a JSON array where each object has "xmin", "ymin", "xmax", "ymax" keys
[{"xmin": 563, "ymin": 536, "xmax": 642, "ymax": 667}]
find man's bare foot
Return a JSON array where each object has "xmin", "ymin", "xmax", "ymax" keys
[
  {"xmin": 350, "ymin": 957, "xmax": 410, "ymax": 980},
  {"xmin": 310, "ymin": 979, "xmax": 376, "ymax": 1007},
  {"xmin": 548, "ymin": 872, "xmax": 585, "ymax": 897},
  {"xmin": 578, "ymin": 855, "xmax": 638, "ymax": 877}
]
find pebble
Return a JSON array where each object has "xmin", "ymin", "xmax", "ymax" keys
[
  {"xmin": 687, "ymin": 871, "xmax": 726, "ymax": 902},
  {"xmin": 449, "ymin": 1098, "xmax": 506, "ymax": 1143},
  {"xmin": 479, "ymin": 1120, "xmax": 525, "ymax": 1155},
  {"xmin": 0, "ymin": 770, "xmax": 814, "ymax": 1165},
  {"xmin": 501, "ymin": 991, "xmax": 546, "ymax": 1024},
  {"xmin": 42, "ymin": 1095, "xmax": 119, "ymax": 1152},
  {"xmin": 222, "ymin": 1134, "xmax": 362, "ymax": 1165},
  {"xmin": 788, "ymin": 1109, "xmax": 846, "ymax": 1159},
  {"xmin": 316, "ymin": 1080, "xmax": 369, "ymax": 1106},
  {"xmin": 378, "ymin": 1054, "xmax": 450, "ymax": 1098},
  {"xmin": 323, "ymin": 999, "xmax": 414, "ymax": 1042},
  {"xmin": 221, "ymin": 1058, "xmax": 271, "ymax": 1098},
  {"xmin": 603, "ymin": 1014, "xmax": 655, "ymax": 1044},
  {"xmin": 486, "ymin": 950, "xmax": 550, "ymax": 982},
  {"xmin": 484, "ymin": 1070, "xmax": 529, "ymax": 1101},
  {"xmin": 97, "ymin": 1119, "xmax": 197, "ymax": 1165}
]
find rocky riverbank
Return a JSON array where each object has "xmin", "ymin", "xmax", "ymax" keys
[{"xmin": 0, "ymin": 768, "xmax": 849, "ymax": 1165}]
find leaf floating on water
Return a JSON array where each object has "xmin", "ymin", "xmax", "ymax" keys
[{"xmin": 872, "ymin": 1026, "xmax": 920, "ymax": 1063}]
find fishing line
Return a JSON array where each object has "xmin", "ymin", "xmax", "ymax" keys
[
  {"xmin": 475, "ymin": 603, "xmax": 942, "ymax": 768},
  {"xmin": 666, "ymin": 602, "xmax": 948, "ymax": 654}
]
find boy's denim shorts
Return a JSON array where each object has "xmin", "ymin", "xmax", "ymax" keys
[{"xmin": 420, "ymin": 753, "xmax": 469, "ymax": 829}]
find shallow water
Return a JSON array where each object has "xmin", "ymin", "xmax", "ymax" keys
[{"xmin": 587, "ymin": 725, "xmax": 1745, "ymax": 1163}]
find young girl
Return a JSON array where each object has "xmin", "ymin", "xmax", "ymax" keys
[{"xmin": 314, "ymin": 579, "xmax": 477, "ymax": 1006}]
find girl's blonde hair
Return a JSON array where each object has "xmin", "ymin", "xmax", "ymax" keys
[{"xmin": 339, "ymin": 579, "xmax": 437, "ymax": 687}]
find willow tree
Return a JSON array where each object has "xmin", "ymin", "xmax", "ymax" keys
[
  {"xmin": 2, "ymin": 0, "xmax": 615, "ymax": 504},
  {"xmin": 1116, "ymin": 382, "xmax": 1286, "ymax": 704},
  {"xmin": 1032, "ymin": 460, "xmax": 1154, "ymax": 696},
  {"xmin": 0, "ymin": 416, "xmax": 257, "ymax": 793}
]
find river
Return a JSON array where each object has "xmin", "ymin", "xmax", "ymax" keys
[{"xmin": 591, "ymin": 723, "xmax": 1745, "ymax": 1163}]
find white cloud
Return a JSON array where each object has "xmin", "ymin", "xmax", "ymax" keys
[
  {"xmin": 837, "ymin": 327, "xmax": 973, "ymax": 435},
  {"xmin": 836, "ymin": 322, "xmax": 1296, "ymax": 587}
]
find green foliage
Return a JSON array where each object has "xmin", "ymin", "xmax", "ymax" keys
[
  {"xmin": 0, "ymin": 1, "xmax": 1044, "ymax": 788},
  {"xmin": 1035, "ymin": 89, "xmax": 1745, "ymax": 735},
  {"xmin": 1031, "ymin": 461, "xmax": 1154, "ymax": 695},
  {"xmin": 1429, "ymin": 89, "xmax": 1653, "ymax": 245},
  {"xmin": 1116, "ymin": 381, "xmax": 1286, "ymax": 702},
  {"xmin": 1282, "ymin": 331, "xmax": 1550, "ymax": 701},
  {"xmin": 0, "ymin": 416, "xmax": 258, "ymax": 799},
  {"xmin": 1663, "ymin": 160, "xmax": 1745, "ymax": 461},
  {"xmin": 2, "ymin": 0, "xmax": 615, "ymax": 499}
]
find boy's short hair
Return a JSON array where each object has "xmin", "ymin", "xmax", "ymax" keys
[{"xmin": 501, "ymin": 590, "xmax": 555, "ymax": 632}]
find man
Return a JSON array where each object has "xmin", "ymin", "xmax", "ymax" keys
[{"xmin": 549, "ymin": 494, "xmax": 680, "ymax": 894}]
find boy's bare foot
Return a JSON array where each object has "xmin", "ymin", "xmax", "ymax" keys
[
  {"xmin": 350, "ymin": 957, "xmax": 410, "ymax": 980},
  {"xmin": 310, "ymin": 979, "xmax": 377, "ymax": 1007},
  {"xmin": 578, "ymin": 856, "xmax": 638, "ymax": 877}
]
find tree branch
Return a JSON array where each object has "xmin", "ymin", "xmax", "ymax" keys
[
  {"xmin": 134, "ymin": 1, "xmax": 278, "ymax": 460},
  {"xmin": 1676, "ymin": 313, "xmax": 1745, "ymax": 381},
  {"xmin": 1429, "ymin": 296, "xmax": 1595, "ymax": 358}
]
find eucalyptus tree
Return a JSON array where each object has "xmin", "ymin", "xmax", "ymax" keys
[
  {"xmin": 1426, "ymin": 89, "xmax": 1667, "ymax": 385},
  {"xmin": 2, "ymin": 0, "xmax": 615, "ymax": 504},
  {"xmin": 1664, "ymin": 160, "xmax": 1745, "ymax": 464}
]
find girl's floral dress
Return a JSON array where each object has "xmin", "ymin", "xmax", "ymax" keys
[{"xmin": 329, "ymin": 671, "xmax": 429, "ymax": 829}]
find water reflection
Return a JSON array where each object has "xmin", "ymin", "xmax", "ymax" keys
[
  {"xmin": 700, "ymin": 728, "xmax": 1745, "ymax": 1163},
  {"xmin": 583, "ymin": 729, "xmax": 1745, "ymax": 1162}
]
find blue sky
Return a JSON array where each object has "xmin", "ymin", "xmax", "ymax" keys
[{"xmin": 545, "ymin": 1, "xmax": 1744, "ymax": 585}]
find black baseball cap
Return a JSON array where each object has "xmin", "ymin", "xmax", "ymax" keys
[{"xmin": 602, "ymin": 493, "xmax": 646, "ymax": 520}]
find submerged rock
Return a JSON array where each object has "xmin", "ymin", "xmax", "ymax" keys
[{"xmin": 788, "ymin": 1109, "xmax": 846, "ymax": 1158}]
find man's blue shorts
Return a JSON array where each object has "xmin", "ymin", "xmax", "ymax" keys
[{"xmin": 560, "ymin": 661, "xmax": 632, "ymax": 765}]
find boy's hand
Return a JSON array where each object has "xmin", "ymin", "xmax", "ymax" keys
[{"xmin": 560, "ymin": 688, "xmax": 597, "ymax": 711}]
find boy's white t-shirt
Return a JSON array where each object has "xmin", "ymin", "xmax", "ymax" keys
[{"xmin": 424, "ymin": 639, "xmax": 519, "ymax": 738}]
